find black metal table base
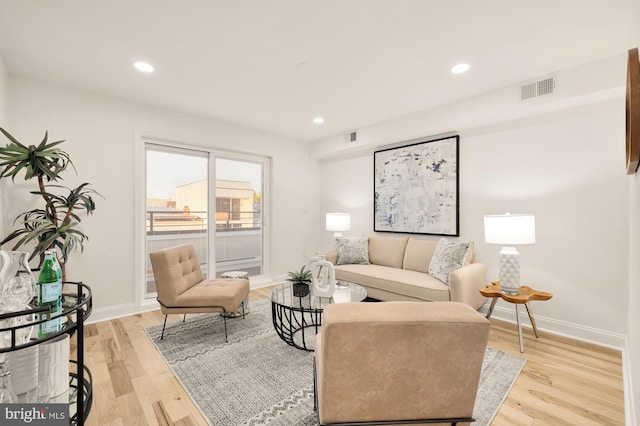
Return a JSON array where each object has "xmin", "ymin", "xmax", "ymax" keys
[{"xmin": 271, "ymin": 296, "xmax": 323, "ymax": 351}]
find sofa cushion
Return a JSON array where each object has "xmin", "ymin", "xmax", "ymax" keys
[
  {"xmin": 428, "ymin": 238, "xmax": 471, "ymax": 284},
  {"xmin": 402, "ymin": 238, "xmax": 439, "ymax": 273},
  {"xmin": 335, "ymin": 264, "xmax": 450, "ymax": 302},
  {"xmin": 368, "ymin": 236, "xmax": 408, "ymax": 268},
  {"xmin": 336, "ymin": 237, "xmax": 370, "ymax": 265}
]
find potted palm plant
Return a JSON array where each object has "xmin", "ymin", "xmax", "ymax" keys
[
  {"xmin": 286, "ymin": 265, "xmax": 312, "ymax": 297},
  {"xmin": 0, "ymin": 127, "xmax": 101, "ymax": 281}
]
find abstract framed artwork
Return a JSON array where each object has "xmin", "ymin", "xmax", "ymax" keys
[{"xmin": 374, "ymin": 135, "xmax": 459, "ymax": 236}]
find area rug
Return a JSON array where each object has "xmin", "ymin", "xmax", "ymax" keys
[{"xmin": 145, "ymin": 300, "xmax": 525, "ymax": 425}]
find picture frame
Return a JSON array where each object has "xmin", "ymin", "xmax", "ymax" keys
[
  {"xmin": 627, "ymin": 47, "xmax": 639, "ymax": 175},
  {"xmin": 373, "ymin": 135, "xmax": 459, "ymax": 236}
]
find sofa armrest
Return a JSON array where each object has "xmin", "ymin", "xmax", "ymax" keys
[
  {"xmin": 449, "ymin": 263, "xmax": 487, "ymax": 310},
  {"xmin": 325, "ymin": 251, "xmax": 337, "ymax": 265}
]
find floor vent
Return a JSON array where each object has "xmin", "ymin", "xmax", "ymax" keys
[{"xmin": 520, "ymin": 75, "xmax": 557, "ymax": 101}]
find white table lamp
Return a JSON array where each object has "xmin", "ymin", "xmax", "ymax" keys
[
  {"xmin": 326, "ymin": 213, "xmax": 350, "ymax": 238},
  {"xmin": 484, "ymin": 213, "xmax": 536, "ymax": 295}
]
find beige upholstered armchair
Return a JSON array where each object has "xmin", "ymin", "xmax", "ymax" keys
[
  {"xmin": 314, "ymin": 301, "xmax": 490, "ymax": 425},
  {"xmin": 149, "ymin": 244, "xmax": 250, "ymax": 341}
]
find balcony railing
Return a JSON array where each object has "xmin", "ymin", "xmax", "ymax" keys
[
  {"xmin": 145, "ymin": 209, "xmax": 263, "ymax": 295},
  {"xmin": 146, "ymin": 210, "xmax": 261, "ymax": 234}
]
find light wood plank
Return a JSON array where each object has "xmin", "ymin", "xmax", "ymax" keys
[
  {"xmin": 150, "ymin": 400, "xmax": 172, "ymax": 426},
  {"xmin": 115, "ymin": 392, "xmax": 148, "ymax": 425},
  {"xmin": 108, "ymin": 359, "xmax": 135, "ymax": 397},
  {"xmin": 86, "ymin": 382, "xmax": 121, "ymax": 426}
]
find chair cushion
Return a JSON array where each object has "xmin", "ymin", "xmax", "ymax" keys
[
  {"xmin": 150, "ymin": 244, "xmax": 205, "ymax": 305},
  {"xmin": 167, "ymin": 278, "xmax": 250, "ymax": 314}
]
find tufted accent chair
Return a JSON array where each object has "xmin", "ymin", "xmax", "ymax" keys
[{"xmin": 149, "ymin": 244, "xmax": 250, "ymax": 341}]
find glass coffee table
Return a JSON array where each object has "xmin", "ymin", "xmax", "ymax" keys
[{"xmin": 270, "ymin": 281, "xmax": 367, "ymax": 351}]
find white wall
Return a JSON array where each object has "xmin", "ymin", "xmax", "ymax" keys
[
  {"xmin": 6, "ymin": 76, "xmax": 321, "ymax": 319},
  {"xmin": 314, "ymin": 56, "xmax": 629, "ymax": 347},
  {"xmin": 627, "ymin": 0, "xmax": 640, "ymax": 423},
  {"xmin": 0, "ymin": 53, "xmax": 8, "ymax": 240},
  {"xmin": 0, "ymin": 54, "xmax": 7, "ymax": 123},
  {"xmin": 629, "ymin": 140, "xmax": 640, "ymax": 426}
]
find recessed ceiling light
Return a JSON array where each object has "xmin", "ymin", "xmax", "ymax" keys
[
  {"xmin": 450, "ymin": 63, "xmax": 470, "ymax": 74},
  {"xmin": 134, "ymin": 61, "xmax": 155, "ymax": 73},
  {"xmin": 313, "ymin": 117, "xmax": 325, "ymax": 124}
]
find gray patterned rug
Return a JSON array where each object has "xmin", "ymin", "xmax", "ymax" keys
[{"xmin": 145, "ymin": 300, "xmax": 525, "ymax": 425}]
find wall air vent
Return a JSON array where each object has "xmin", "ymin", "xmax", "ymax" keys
[
  {"xmin": 520, "ymin": 75, "xmax": 557, "ymax": 101},
  {"xmin": 346, "ymin": 131, "xmax": 358, "ymax": 143}
]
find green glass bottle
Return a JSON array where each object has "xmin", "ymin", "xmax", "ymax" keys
[{"xmin": 38, "ymin": 249, "xmax": 63, "ymax": 338}]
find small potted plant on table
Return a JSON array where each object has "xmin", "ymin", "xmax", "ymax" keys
[{"xmin": 287, "ymin": 265, "xmax": 312, "ymax": 297}]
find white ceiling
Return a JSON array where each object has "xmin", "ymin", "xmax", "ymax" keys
[{"xmin": 0, "ymin": 1, "xmax": 636, "ymax": 142}]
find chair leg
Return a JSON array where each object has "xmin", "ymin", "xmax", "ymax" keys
[
  {"xmin": 313, "ymin": 357, "xmax": 317, "ymax": 411},
  {"xmin": 183, "ymin": 313, "xmax": 187, "ymax": 322},
  {"xmin": 223, "ymin": 313, "xmax": 228, "ymax": 343},
  {"xmin": 242, "ymin": 300, "xmax": 246, "ymax": 319},
  {"xmin": 161, "ymin": 315, "xmax": 168, "ymax": 340}
]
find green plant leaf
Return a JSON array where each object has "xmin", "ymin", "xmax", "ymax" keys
[
  {"xmin": 0, "ymin": 127, "xmax": 27, "ymax": 148},
  {"xmin": 0, "ymin": 129, "xmax": 100, "ymax": 273}
]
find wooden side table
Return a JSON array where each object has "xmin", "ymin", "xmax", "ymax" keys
[{"xmin": 480, "ymin": 282, "xmax": 553, "ymax": 352}]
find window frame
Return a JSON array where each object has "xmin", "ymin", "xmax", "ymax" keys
[{"xmin": 134, "ymin": 133, "xmax": 270, "ymax": 309}]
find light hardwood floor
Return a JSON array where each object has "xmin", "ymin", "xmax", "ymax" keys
[{"xmin": 72, "ymin": 286, "xmax": 624, "ymax": 425}]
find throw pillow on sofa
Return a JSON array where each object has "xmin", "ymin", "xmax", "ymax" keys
[
  {"xmin": 428, "ymin": 238, "xmax": 471, "ymax": 284},
  {"xmin": 335, "ymin": 237, "xmax": 370, "ymax": 265}
]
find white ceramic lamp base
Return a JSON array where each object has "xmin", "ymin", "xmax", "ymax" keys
[{"xmin": 498, "ymin": 246, "xmax": 521, "ymax": 295}]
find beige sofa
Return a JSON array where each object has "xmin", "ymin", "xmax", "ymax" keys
[{"xmin": 326, "ymin": 235, "xmax": 487, "ymax": 309}]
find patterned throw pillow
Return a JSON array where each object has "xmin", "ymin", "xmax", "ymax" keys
[
  {"xmin": 428, "ymin": 238, "xmax": 470, "ymax": 285},
  {"xmin": 336, "ymin": 238, "xmax": 370, "ymax": 265}
]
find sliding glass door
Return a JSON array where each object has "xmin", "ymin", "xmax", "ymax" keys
[
  {"xmin": 145, "ymin": 145, "xmax": 209, "ymax": 297},
  {"xmin": 215, "ymin": 157, "xmax": 263, "ymax": 277},
  {"xmin": 144, "ymin": 143, "xmax": 266, "ymax": 298}
]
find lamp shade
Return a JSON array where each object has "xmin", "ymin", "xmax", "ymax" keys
[
  {"xmin": 484, "ymin": 213, "xmax": 536, "ymax": 245},
  {"xmin": 326, "ymin": 213, "xmax": 351, "ymax": 232}
]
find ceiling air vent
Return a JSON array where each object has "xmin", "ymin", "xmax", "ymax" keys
[
  {"xmin": 520, "ymin": 75, "xmax": 557, "ymax": 101},
  {"xmin": 346, "ymin": 131, "xmax": 358, "ymax": 143}
]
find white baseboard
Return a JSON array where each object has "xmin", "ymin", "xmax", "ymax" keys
[
  {"xmin": 623, "ymin": 337, "xmax": 637, "ymax": 426},
  {"xmin": 86, "ymin": 300, "xmax": 159, "ymax": 325},
  {"xmin": 249, "ymin": 276, "xmax": 280, "ymax": 288},
  {"xmin": 479, "ymin": 303, "xmax": 626, "ymax": 350}
]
